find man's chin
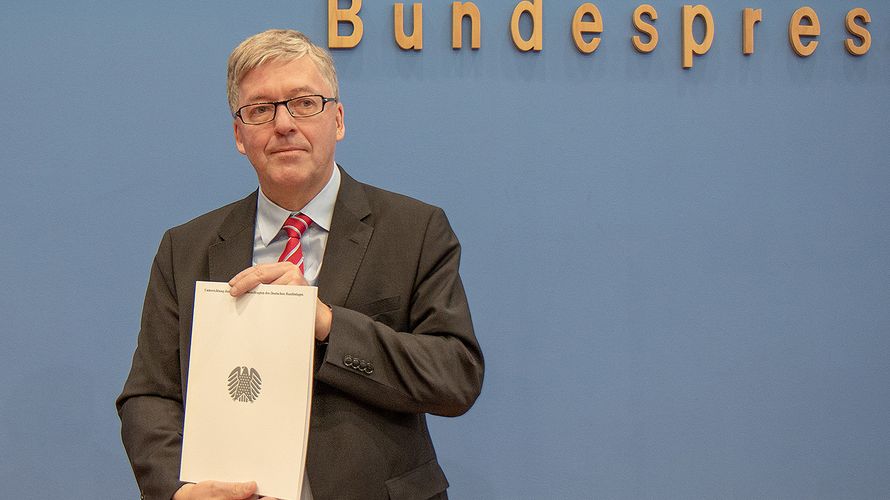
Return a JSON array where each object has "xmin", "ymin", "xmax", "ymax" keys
[
  {"xmin": 266, "ymin": 157, "xmax": 312, "ymax": 173},
  {"xmin": 260, "ymin": 164, "xmax": 328, "ymax": 190}
]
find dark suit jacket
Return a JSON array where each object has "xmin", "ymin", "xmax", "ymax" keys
[{"xmin": 117, "ymin": 168, "xmax": 484, "ymax": 500}]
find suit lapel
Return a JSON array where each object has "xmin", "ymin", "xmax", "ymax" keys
[
  {"xmin": 208, "ymin": 192, "xmax": 258, "ymax": 282},
  {"xmin": 317, "ymin": 168, "xmax": 373, "ymax": 307},
  {"xmin": 202, "ymin": 172, "xmax": 371, "ymax": 299}
]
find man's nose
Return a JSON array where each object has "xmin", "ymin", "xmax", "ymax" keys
[{"xmin": 272, "ymin": 103, "xmax": 299, "ymax": 133}]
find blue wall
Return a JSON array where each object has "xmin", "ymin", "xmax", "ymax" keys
[{"xmin": 1, "ymin": 1, "xmax": 888, "ymax": 498}]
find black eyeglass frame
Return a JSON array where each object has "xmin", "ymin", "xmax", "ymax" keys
[{"xmin": 234, "ymin": 95, "xmax": 339, "ymax": 124}]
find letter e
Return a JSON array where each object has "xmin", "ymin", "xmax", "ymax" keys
[
  {"xmin": 573, "ymin": 3, "xmax": 603, "ymax": 54},
  {"xmin": 789, "ymin": 7, "xmax": 820, "ymax": 57}
]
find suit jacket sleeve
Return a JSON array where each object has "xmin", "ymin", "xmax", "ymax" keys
[
  {"xmin": 317, "ymin": 203, "xmax": 484, "ymax": 417},
  {"xmin": 116, "ymin": 194, "xmax": 255, "ymax": 500},
  {"xmin": 116, "ymin": 229, "xmax": 189, "ymax": 500}
]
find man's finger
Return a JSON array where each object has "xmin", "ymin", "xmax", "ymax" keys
[
  {"xmin": 271, "ymin": 270, "xmax": 308, "ymax": 286},
  {"xmin": 229, "ymin": 263, "xmax": 284, "ymax": 296},
  {"xmin": 209, "ymin": 480, "xmax": 257, "ymax": 499},
  {"xmin": 229, "ymin": 264, "xmax": 261, "ymax": 286},
  {"xmin": 229, "ymin": 262, "xmax": 306, "ymax": 296},
  {"xmin": 227, "ymin": 480, "xmax": 258, "ymax": 499},
  {"xmin": 175, "ymin": 480, "xmax": 258, "ymax": 499},
  {"xmin": 228, "ymin": 266, "xmax": 268, "ymax": 296}
]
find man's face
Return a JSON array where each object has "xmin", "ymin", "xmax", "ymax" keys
[{"xmin": 233, "ymin": 56, "xmax": 345, "ymax": 209}]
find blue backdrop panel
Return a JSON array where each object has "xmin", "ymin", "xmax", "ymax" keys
[{"xmin": 1, "ymin": 1, "xmax": 887, "ymax": 498}]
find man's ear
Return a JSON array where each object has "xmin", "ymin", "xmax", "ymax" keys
[
  {"xmin": 233, "ymin": 120, "xmax": 247, "ymax": 155},
  {"xmin": 335, "ymin": 102, "xmax": 345, "ymax": 141}
]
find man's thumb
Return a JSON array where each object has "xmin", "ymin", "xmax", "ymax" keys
[{"xmin": 233, "ymin": 480, "xmax": 257, "ymax": 498}]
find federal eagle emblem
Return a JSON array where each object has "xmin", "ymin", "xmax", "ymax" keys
[{"xmin": 227, "ymin": 366, "xmax": 262, "ymax": 403}]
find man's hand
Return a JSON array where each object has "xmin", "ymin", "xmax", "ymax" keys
[
  {"xmin": 172, "ymin": 480, "xmax": 276, "ymax": 499},
  {"xmin": 229, "ymin": 262, "xmax": 308, "ymax": 294},
  {"xmin": 228, "ymin": 262, "xmax": 333, "ymax": 341}
]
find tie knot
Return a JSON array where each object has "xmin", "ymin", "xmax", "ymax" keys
[{"xmin": 282, "ymin": 213, "xmax": 312, "ymax": 239}]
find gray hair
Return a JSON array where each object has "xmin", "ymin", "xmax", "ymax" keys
[{"xmin": 226, "ymin": 29, "xmax": 339, "ymax": 114}]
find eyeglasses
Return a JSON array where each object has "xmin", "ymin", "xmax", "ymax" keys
[{"xmin": 234, "ymin": 95, "xmax": 338, "ymax": 125}]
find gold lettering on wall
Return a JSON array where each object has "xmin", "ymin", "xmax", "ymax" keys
[
  {"xmin": 329, "ymin": 0, "xmax": 364, "ymax": 48},
  {"xmin": 324, "ymin": 2, "xmax": 873, "ymax": 63},
  {"xmin": 511, "ymin": 0, "xmax": 543, "ymax": 52},
  {"xmin": 572, "ymin": 3, "xmax": 603, "ymax": 54},
  {"xmin": 844, "ymin": 8, "xmax": 871, "ymax": 56},
  {"xmin": 789, "ymin": 7, "xmax": 820, "ymax": 57},
  {"xmin": 742, "ymin": 8, "xmax": 762, "ymax": 55},
  {"xmin": 682, "ymin": 5, "xmax": 714, "ymax": 69},
  {"xmin": 452, "ymin": 2, "xmax": 481, "ymax": 49},
  {"xmin": 394, "ymin": 3, "xmax": 423, "ymax": 50},
  {"xmin": 632, "ymin": 4, "xmax": 658, "ymax": 54}
]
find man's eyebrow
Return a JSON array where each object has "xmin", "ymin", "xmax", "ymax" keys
[
  {"xmin": 288, "ymin": 86, "xmax": 317, "ymax": 95},
  {"xmin": 244, "ymin": 87, "xmax": 319, "ymax": 103}
]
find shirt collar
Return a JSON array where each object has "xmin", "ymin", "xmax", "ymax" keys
[{"xmin": 256, "ymin": 165, "xmax": 341, "ymax": 246}]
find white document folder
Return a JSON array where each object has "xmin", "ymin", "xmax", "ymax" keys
[{"xmin": 181, "ymin": 281, "xmax": 317, "ymax": 500}]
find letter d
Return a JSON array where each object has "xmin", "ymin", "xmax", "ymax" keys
[{"xmin": 511, "ymin": 0, "xmax": 543, "ymax": 51}]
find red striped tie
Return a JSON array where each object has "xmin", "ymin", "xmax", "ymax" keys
[{"xmin": 278, "ymin": 213, "xmax": 313, "ymax": 273}]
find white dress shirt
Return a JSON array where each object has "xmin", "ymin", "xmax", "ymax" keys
[{"xmin": 252, "ymin": 165, "xmax": 341, "ymax": 284}]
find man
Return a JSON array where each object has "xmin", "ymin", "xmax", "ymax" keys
[{"xmin": 117, "ymin": 29, "xmax": 484, "ymax": 500}]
